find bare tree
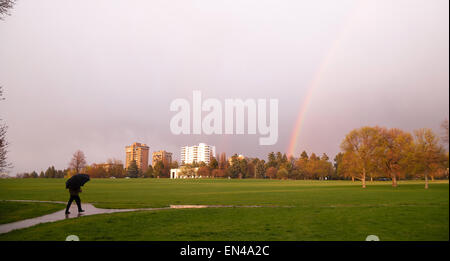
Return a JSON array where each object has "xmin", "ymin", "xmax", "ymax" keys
[
  {"xmin": 0, "ymin": 0, "xmax": 15, "ymax": 20},
  {"xmin": 69, "ymin": 150, "xmax": 87, "ymax": 173},
  {"xmin": 0, "ymin": 2, "xmax": 15, "ymax": 173},
  {"xmin": 0, "ymin": 122, "xmax": 9, "ymax": 172},
  {"xmin": 0, "ymin": 87, "xmax": 11, "ymax": 172}
]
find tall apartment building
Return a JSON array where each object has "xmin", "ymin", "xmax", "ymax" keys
[
  {"xmin": 180, "ymin": 143, "xmax": 216, "ymax": 165},
  {"xmin": 152, "ymin": 150, "xmax": 173, "ymax": 167},
  {"xmin": 125, "ymin": 142, "xmax": 149, "ymax": 172}
]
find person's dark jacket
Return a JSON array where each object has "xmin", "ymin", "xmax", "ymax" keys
[{"xmin": 69, "ymin": 187, "xmax": 82, "ymax": 196}]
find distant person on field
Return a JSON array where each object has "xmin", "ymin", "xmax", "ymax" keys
[{"xmin": 65, "ymin": 186, "xmax": 85, "ymax": 215}]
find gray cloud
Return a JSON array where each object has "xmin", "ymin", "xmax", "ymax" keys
[{"xmin": 0, "ymin": 0, "xmax": 448, "ymax": 174}]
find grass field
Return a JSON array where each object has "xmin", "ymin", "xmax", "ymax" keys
[
  {"xmin": 0, "ymin": 179, "xmax": 448, "ymax": 241},
  {"xmin": 0, "ymin": 201, "xmax": 65, "ymax": 224}
]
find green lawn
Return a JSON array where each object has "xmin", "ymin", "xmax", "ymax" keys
[
  {"xmin": 0, "ymin": 201, "xmax": 65, "ymax": 224},
  {"xmin": 0, "ymin": 179, "xmax": 448, "ymax": 241}
]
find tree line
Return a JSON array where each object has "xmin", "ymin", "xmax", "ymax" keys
[
  {"xmin": 336, "ymin": 125, "xmax": 448, "ymax": 188},
  {"xmin": 178, "ymin": 151, "xmax": 334, "ymax": 180},
  {"xmin": 168, "ymin": 124, "xmax": 449, "ymax": 188},
  {"xmin": 125, "ymin": 159, "xmax": 179, "ymax": 178},
  {"xmin": 16, "ymin": 166, "xmax": 67, "ymax": 179},
  {"xmin": 15, "ymin": 123, "xmax": 449, "ymax": 188}
]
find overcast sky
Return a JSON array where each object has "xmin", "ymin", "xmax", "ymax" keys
[{"xmin": 0, "ymin": 0, "xmax": 448, "ymax": 174}]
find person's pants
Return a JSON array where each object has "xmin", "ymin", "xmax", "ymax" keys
[{"xmin": 66, "ymin": 195, "xmax": 82, "ymax": 213}]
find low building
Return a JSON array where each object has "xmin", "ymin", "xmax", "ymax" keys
[{"xmin": 170, "ymin": 167, "xmax": 199, "ymax": 179}]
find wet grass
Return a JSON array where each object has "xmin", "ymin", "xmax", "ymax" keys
[
  {"xmin": 0, "ymin": 179, "xmax": 448, "ymax": 209},
  {"xmin": 0, "ymin": 201, "xmax": 65, "ymax": 224},
  {"xmin": 0, "ymin": 179, "xmax": 447, "ymax": 240},
  {"xmin": 0, "ymin": 204, "xmax": 447, "ymax": 241}
]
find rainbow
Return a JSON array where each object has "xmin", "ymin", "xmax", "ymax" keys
[
  {"xmin": 286, "ymin": 48, "xmax": 334, "ymax": 157},
  {"xmin": 286, "ymin": 1, "xmax": 366, "ymax": 157}
]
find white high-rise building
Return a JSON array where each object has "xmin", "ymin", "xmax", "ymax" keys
[{"xmin": 181, "ymin": 143, "xmax": 216, "ymax": 165}]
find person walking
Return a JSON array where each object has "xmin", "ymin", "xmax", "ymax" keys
[
  {"xmin": 65, "ymin": 186, "xmax": 84, "ymax": 214},
  {"xmin": 65, "ymin": 173, "xmax": 90, "ymax": 215}
]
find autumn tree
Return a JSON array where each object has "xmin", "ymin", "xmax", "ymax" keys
[
  {"xmin": 377, "ymin": 128, "xmax": 414, "ymax": 187},
  {"xmin": 208, "ymin": 157, "xmax": 218, "ymax": 170},
  {"xmin": 265, "ymin": 167, "xmax": 277, "ymax": 179},
  {"xmin": 300, "ymin": 151, "xmax": 308, "ymax": 160},
  {"xmin": 68, "ymin": 150, "xmax": 87, "ymax": 173},
  {"xmin": 212, "ymin": 168, "xmax": 226, "ymax": 178},
  {"xmin": 318, "ymin": 153, "xmax": 333, "ymax": 180},
  {"xmin": 266, "ymin": 152, "xmax": 277, "ymax": 168},
  {"xmin": 340, "ymin": 151, "xmax": 360, "ymax": 182},
  {"xmin": 255, "ymin": 160, "xmax": 266, "ymax": 178},
  {"xmin": 306, "ymin": 153, "xmax": 319, "ymax": 179},
  {"xmin": 413, "ymin": 128, "xmax": 446, "ymax": 189},
  {"xmin": 238, "ymin": 158, "xmax": 248, "ymax": 178},
  {"xmin": 153, "ymin": 161, "xmax": 164, "ymax": 178},
  {"xmin": 279, "ymin": 158, "xmax": 293, "ymax": 177},
  {"xmin": 290, "ymin": 169, "xmax": 301, "ymax": 180},
  {"xmin": 153, "ymin": 158, "xmax": 171, "ymax": 178},
  {"xmin": 295, "ymin": 151, "xmax": 308, "ymax": 180},
  {"xmin": 227, "ymin": 155, "xmax": 241, "ymax": 178},
  {"xmin": 282, "ymin": 153, "xmax": 288, "ymax": 164},
  {"xmin": 247, "ymin": 161, "xmax": 256, "ymax": 178},
  {"xmin": 341, "ymin": 126, "xmax": 382, "ymax": 188},
  {"xmin": 144, "ymin": 165, "xmax": 154, "ymax": 178},
  {"xmin": 86, "ymin": 164, "xmax": 107, "ymax": 178},
  {"xmin": 197, "ymin": 166, "xmax": 210, "ymax": 177},
  {"xmin": 277, "ymin": 168, "xmax": 289, "ymax": 179},
  {"xmin": 180, "ymin": 166, "xmax": 196, "ymax": 178},
  {"xmin": 275, "ymin": 152, "xmax": 284, "ymax": 168}
]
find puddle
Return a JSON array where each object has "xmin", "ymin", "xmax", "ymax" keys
[{"xmin": 169, "ymin": 205, "xmax": 265, "ymax": 208}]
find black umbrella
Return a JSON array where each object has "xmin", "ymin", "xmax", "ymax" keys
[{"xmin": 66, "ymin": 174, "xmax": 90, "ymax": 189}]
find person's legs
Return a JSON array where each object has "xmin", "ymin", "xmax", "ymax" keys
[
  {"xmin": 74, "ymin": 195, "xmax": 84, "ymax": 212},
  {"xmin": 65, "ymin": 196, "xmax": 74, "ymax": 214}
]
